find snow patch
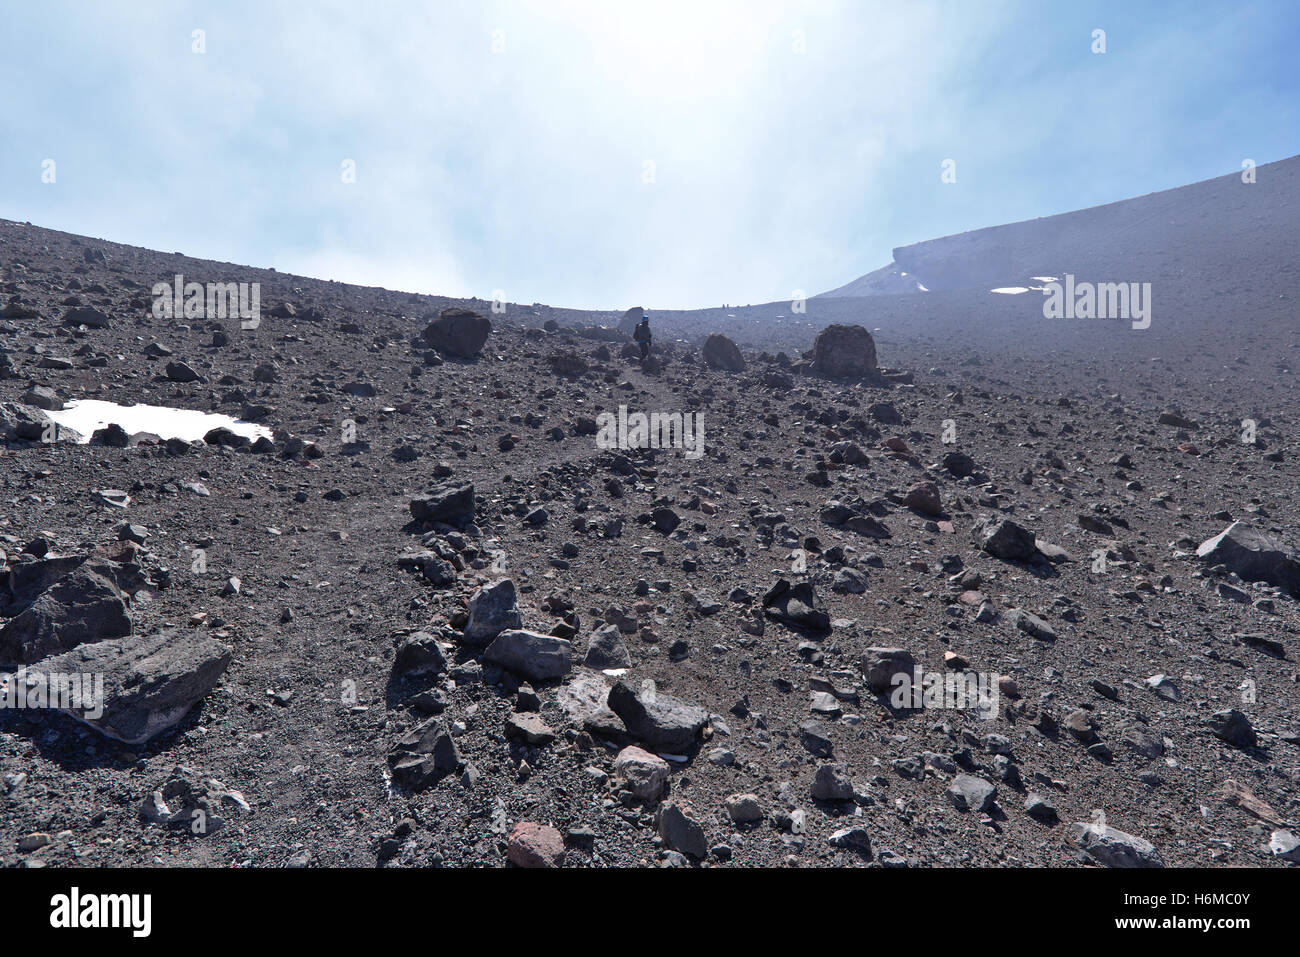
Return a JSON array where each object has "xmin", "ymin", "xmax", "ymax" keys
[{"xmin": 48, "ymin": 400, "xmax": 272, "ymax": 444}]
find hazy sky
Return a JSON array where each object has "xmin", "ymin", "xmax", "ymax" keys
[{"xmin": 2, "ymin": 0, "xmax": 1297, "ymax": 310}]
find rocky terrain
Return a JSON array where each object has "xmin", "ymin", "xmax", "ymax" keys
[{"xmin": 0, "ymin": 156, "xmax": 1298, "ymax": 869}]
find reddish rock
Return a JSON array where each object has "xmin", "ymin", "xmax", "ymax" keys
[
  {"xmin": 507, "ymin": 822, "xmax": 564, "ymax": 868},
  {"xmin": 903, "ymin": 481, "xmax": 942, "ymax": 516}
]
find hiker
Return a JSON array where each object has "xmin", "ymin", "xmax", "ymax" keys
[{"xmin": 633, "ymin": 315, "xmax": 652, "ymax": 359}]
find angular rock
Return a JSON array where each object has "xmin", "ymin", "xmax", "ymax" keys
[
  {"xmin": 607, "ymin": 680, "xmax": 708, "ymax": 752},
  {"xmin": 20, "ymin": 386, "xmax": 62, "ymax": 411},
  {"xmin": 504, "ymin": 712, "xmax": 556, "ymax": 745},
  {"xmin": 483, "ymin": 629, "xmax": 572, "ymax": 681},
  {"xmin": 725, "ymin": 793, "xmax": 763, "ymax": 824},
  {"xmin": 903, "ymin": 481, "xmax": 942, "ymax": 516},
  {"xmin": 1196, "ymin": 522, "xmax": 1300, "ymax": 597},
  {"xmin": 392, "ymin": 631, "xmax": 448, "ymax": 677},
  {"xmin": 1024, "ymin": 793, "xmax": 1058, "ymax": 822},
  {"xmin": 388, "ymin": 718, "xmax": 462, "ymax": 790},
  {"xmin": 7, "ymin": 553, "xmax": 88, "ymax": 607},
  {"xmin": 1205, "ymin": 709, "xmax": 1256, "ymax": 748},
  {"xmin": 1071, "ymin": 822, "xmax": 1164, "ymax": 868},
  {"xmin": 762, "ymin": 579, "xmax": 830, "ymax": 633},
  {"xmin": 980, "ymin": 519, "xmax": 1040, "ymax": 561},
  {"xmin": 614, "ymin": 745, "xmax": 670, "ymax": 800},
  {"xmin": 507, "ymin": 822, "xmax": 564, "ymax": 868},
  {"xmin": 164, "ymin": 360, "xmax": 202, "ymax": 382},
  {"xmin": 942, "ymin": 450, "xmax": 975, "ymax": 478},
  {"xmin": 584, "ymin": 623, "xmax": 631, "ymax": 670},
  {"xmin": 0, "ymin": 562, "xmax": 132, "ymax": 664},
  {"xmin": 462, "ymin": 578, "xmax": 521, "ymax": 645},
  {"xmin": 650, "ymin": 507, "xmax": 681, "ymax": 534},
  {"xmin": 1063, "ymin": 709, "xmax": 1099, "ymax": 744},
  {"xmin": 409, "ymin": 482, "xmax": 476, "ymax": 529},
  {"xmin": 799, "ymin": 721, "xmax": 835, "ymax": 757},
  {"xmin": 25, "ymin": 629, "xmax": 231, "ymax": 743},
  {"xmin": 657, "ymin": 801, "xmax": 707, "ymax": 858},
  {"xmin": 1267, "ymin": 829, "xmax": 1300, "ymax": 863},
  {"xmin": 702, "ymin": 333, "xmax": 745, "ymax": 371},
  {"xmin": 947, "ymin": 774, "xmax": 997, "ymax": 813},
  {"xmin": 860, "ymin": 647, "xmax": 916, "ymax": 695},
  {"xmin": 0, "ymin": 402, "xmax": 54, "ymax": 443},
  {"xmin": 61, "ymin": 306, "xmax": 110, "ymax": 329},
  {"xmin": 831, "ymin": 566, "xmax": 868, "ymax": 594},
  {"xmin": 1007, "ymin": 608, "xmax": 1057, "ymax": 642},
  {"xmin": 811, "ymin": 763, "xmax": 854, "ymax": 801},
  {"xmin": 828, "ymin": 826, "xmax": 873, "ymax": 854},
  {"xmin": 548, "ymin": 352, "xmax": 588, "ymax": 377}
]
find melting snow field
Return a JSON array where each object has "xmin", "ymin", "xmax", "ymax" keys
[{"xmin": 47, "ymin": 400, "xmax": 272, "ymax": 444}]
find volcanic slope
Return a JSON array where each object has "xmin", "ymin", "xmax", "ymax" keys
[{"xmin": 0, "ymin": 188, "xmax": 1297, "ymax": 866}]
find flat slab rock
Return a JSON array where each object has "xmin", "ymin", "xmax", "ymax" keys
[
  {"xmin": 1071, "ymin": 822, "xmax": 1165, "ymax": 868},
  {"xmin": 483, "ymin": 629, "xmax": 572, "ymax": 681},
  {"xmin": 607, "ymin": 679, "xmax": 708, "ymax": 752},
  {"xmin": 24, "ymin": 629, "xmax": 232, "ymax": 744}
]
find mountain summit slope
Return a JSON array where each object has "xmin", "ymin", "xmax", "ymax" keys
[{"xmin": 820, "ymin": 155, "xmax": 1300, "ymax": 297}]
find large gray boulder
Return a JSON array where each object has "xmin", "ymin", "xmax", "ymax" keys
[
  {"xmin": 60, "ymin": 306, "xmax": 111, "ymax": 329},
  {"xmin": 483, "ymin": 629, "xmax": 572, "ymax": 681},
  {"xmin": 947, "ymin": 774, "xmax": 997, "ymax": 813},
  {"xmin": 860, "ymin": 647, "xmax": 916, "ymax": 695},
  {"xmin": 809, "ymin": 324, "xmax": 877, "ymax": 379},
  {"xmin": 702, "ymin": 333, "xmax": 745, "ymax": 372},
  {"xmin": 584, "ymin": 623, "xmax": 630, "ymax": 670},
  {"xmin": 657, "ymin": 801, "xmax": 707, "ymax": 858},
  {"xmin": 23, "ymin": 629, "xmax": 232, "ymax": 743},
  {"xmin": 1071, "ymin": 822, "xmax": 1164, "ymax": 868},
  {"xmin": 607, "ymin": 680, "xmax": 708, "ymax": 752},
  {"xmin": 1196, "ymin": 521, "xmax": 1300, "ymax": 596},
  {"xmin": 0, "ymin": 402, "xmax": 55, "ymax": 443},
  {"xmin": 0, "ymin": 561, "xmax": 132, "ymax": 664},
  {"xmin": 616, "ymin": 306, "xmax": 645, "ymax": 336},
  {"xmin": 980, "ymin": 519, "xmax": 1041, "ymax": 561},
  {"xmin": 7, "ymin": 554, "xmax": 88, "ymax": 607},
  {"xmin": 462, "ymin": 579, "xmax": 522, "ymax": 645},
  {"xmin": 388, "ymin": 718, "xmax": 462, "ymax": 790},
  {"xmin": 422, "ymin": 307, "xmax": 491, "ymax": 358},
  {"xmin": 409, "ymin": 483, "xmax": 475, "ymax": 528}
]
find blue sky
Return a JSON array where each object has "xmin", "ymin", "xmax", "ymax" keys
[{"xmin": 1, "ymin": 0, "xmax": 1296, "ymax": 310}]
